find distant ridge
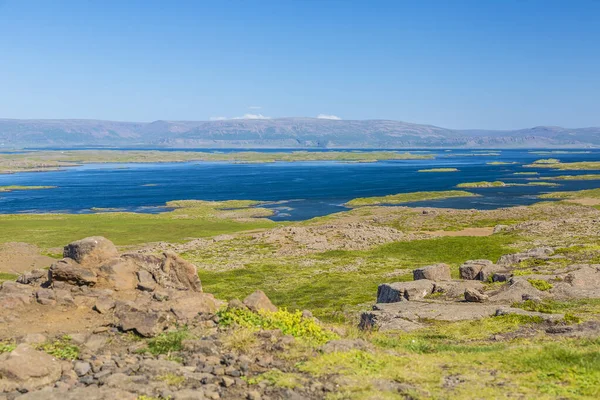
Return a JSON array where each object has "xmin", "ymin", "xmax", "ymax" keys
[{"xmin": 0, "ymin": 117, "xmax": 599, "ymax": 148}]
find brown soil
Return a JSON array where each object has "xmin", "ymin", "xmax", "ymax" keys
[{"xmin": 0, "ymin": 243, "xmax": 55, "ymax": 274}]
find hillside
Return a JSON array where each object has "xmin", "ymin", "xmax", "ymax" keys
[{"xmin": 0, "ymin": 118, "xmax": 599, "ymax": 148}]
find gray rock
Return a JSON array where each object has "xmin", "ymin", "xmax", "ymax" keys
[
  {"xmin": 243, "ymin": 290, "xmax": 277, "ymax": 313},
  {"xmin": 136, "ymin": 270, "xmax": 157, "ymax": 292},
  {"xmin": 117, "ymin": 309, "xmax": 168, "ymax": 337},
  {"xmin": 413, "ymin": 263, "xmax": 451, "ymax": 281},
  {"xmin": 94, "ymin": 296, "xmax": 116, "ymax": 314},
  {"xmin": 464, "ymin": 288, "xmax": 488, "ymax": 303},
  {"xmin": 63, "ymin": 236, "xmax": 119, "ymax": 266},
  {"xmin": 35, "ymin": 289, "xmax": 56, "ymax": 306},
  {"xmin": 376, "ymin": 280, "xmax": 435, "ymax": 303},
  {"xmin": 16, "ymin": 269, "xmax": 47, "ymax": 285},
  {"xmin": 49, "ymin": 259, "xmax": 97, "ymax": 286},
  {"xmin": 74, "ymin": 362, "xmax": 91, "ymax": 377},
  {"xmin": 321, "ymin": 339, "xmax": 372, "ymax": 353},
  {"xmin": 0, "ymin": 344, "xmax": 62, "ymax": 392},
  {"xmin": 459, "ymin": 260, "xmax": 493, "ymax": 280}
]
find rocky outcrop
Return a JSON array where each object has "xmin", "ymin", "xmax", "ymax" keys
[{"xmin": 377, "ymin": 280, "xmax": 435, "ymax": 303}]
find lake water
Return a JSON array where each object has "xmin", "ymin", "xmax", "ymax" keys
[{"xmin": 1, "ymin": 149, "xmax": 600, "ymax": 221}]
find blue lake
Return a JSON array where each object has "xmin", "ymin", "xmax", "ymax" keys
[{"xmin": 1, "ymin": 149, "xmax": 600, "ymax": 221}]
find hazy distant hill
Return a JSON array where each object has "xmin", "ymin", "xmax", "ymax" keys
[{"xmin": 0, "ymin": 117, "xmax": 599, "ymax": 148}]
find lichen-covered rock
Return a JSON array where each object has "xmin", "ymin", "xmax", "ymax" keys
[
  {"xmin": 63, "ymin": 236, "xmax": 119, "ymax": 266},
  {"xmin": 413, "ymin": 263, "xmax": 451, "ymax": 281},
  {"xmin": 243, "ymin": 290, "xmax": 278, "ymax": 312},
  {"xmin": 376, "ymin": 280, "xmax": 435, "ymax": 303}
]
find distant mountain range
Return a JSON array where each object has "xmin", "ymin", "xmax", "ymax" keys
[{"xmin": 1, "ymin": 118, "xmax": 599, "ymax": 148}]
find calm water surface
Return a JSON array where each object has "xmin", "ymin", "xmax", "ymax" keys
[{"xmin": 1, "ymin": 149, "xmax": 600, "ymax": 221}]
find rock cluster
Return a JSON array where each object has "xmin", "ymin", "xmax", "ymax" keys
[
  {"xmin": 362, "ymin": 247, "xmax": 600, "ymax": 331},
  {"xmin": 1, "ymin": 237, "xmax": 334, "ymax": 399}
]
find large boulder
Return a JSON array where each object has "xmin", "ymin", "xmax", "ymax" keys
[
  {"xmin": 116, "ymin": 307, "xmax": 168, "ymax": 337},
  {"xmin": 0, "ymin": 344, "xmax": 61, "ymax": 392},
  {"xmin": 376, "ymin": 280, "xmax": 435, "ymax": 303},
  {"xmin": 243, "ymin": 290, "xmax": 278, "ymax": 312},
  {"xmin": 459, "ymin": 260, "xmax": 493, "ymax": 280},
  {"xmin": 464, "ymin": 288, "xmax": 488, "ymax": 303},
  {"xmin": 413, "ymin": 263, "xmax": 451, "ymax": 281},
  {"xmin": 49, "ymin": 258, "xmax": 97, "ymax": 286},
  {"xmin": 63, "ymin": 236, "xmax": 118, "ymax": 266}
]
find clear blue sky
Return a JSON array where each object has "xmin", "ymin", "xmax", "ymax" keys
[{"xmin": 0, "ymin": 0, "xmax": 598, "ymax": 129}]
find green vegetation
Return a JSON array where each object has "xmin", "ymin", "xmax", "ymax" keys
[
  {"xmin": 417, "ymin": 168, "xmax": 459, "ymax": 172},
  {"xmin": 345, "ymin": 190, "xmax": 476, "ymax": 207},
  {"xmin": 0, "ymin": 150, "xmax": 433, "ymax": 174},
  {"xmin": 143, "ymin": 329, "xmax": 189, "ymax": 356},
  {"xmin": 546, "ymin": 174, "xmax": 600, "ymax": 180},
  {"xmin": 486, "ymin": 161, "xmax": 518, "ymax": 165},
  {"xmin": 456, "ymin": 180, "xmax": 558, "ymax": 188},
  {"xmin": 0, "ymin": 185, "xmax": 56, "ymax": 192},
  {"xmin": 218, "ymin": 308, "xmax": 338, "ymax": 345},
  {"xmin": 514, "ymin": 172, "xmax": 539, "ymax": 175},
  {"xmin": 540, "ymin": 188, "xmax": 600, "ymax": 200},
  {"xmin": 456, "ymin": 181, "xmax": 506, "ymax": 188},
  {"xmin": 0, "ymin": 340, "xmax": 16, "ymax": 354},
  {"xmin": 525, "ymin": 159, "xmax": 600, "ymax": 170},
  {"xmin": 36, "ymin": 336, "xmax": 80, "ymax": 360},
  {"xmin": 247, "ymin": 369, "xmax": 304, "ymax": 389},
  {"xmin": 0, "ymin": 272, "xmax": 18, "ymax": 284},
  {"xmin": 0, "ymin": 200, "xmax": 277, "ymax": 248},
  {"xmin": 527, "ymin": 279, "xmax": 553, "ymax": 291},
  {"xmin": 157, "ymin": 373, "xmax": 185, "ymax": 387},
  {"xmin": 199, "ymin": 235, "xmax": 519, "ymax": 321}
]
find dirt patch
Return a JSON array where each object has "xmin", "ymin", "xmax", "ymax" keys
[
  {"xmin": 0, "ymin": 243, "xmax": 55, "ymax": 274},
  {"xmin": 423, "ymin": 227, "xmax": 494, "ymax": 237},
  {"xmin": 565, "ymin": 198, "xmax": 600, "ymax": 206}
]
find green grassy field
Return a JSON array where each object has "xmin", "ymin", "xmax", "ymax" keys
[
  {"xmin": 345, "ymin": 190, "xmax": 476, "ymax": 207},
  {"xmin": 0, "ymin": 200, "xmax": 277, "ymax": 248}
]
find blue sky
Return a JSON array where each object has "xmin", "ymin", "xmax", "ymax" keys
[{"xmin": 0, "ymin": 0, "xmax": 598, "ymax": 129}]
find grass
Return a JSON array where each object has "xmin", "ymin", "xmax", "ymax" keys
[
  {"xmin": 546, "ymin": 174, "xmax": 600, "ymax": 181},
  {"xmin": 0, "ymin": 150, "xmax": 434, "ymax": 173},
  {"xmin": 36, "ymin": 336, "xmax": 80, "ymax": 360},
  {"xmin": 217, "ymin": 308, "xmax": 338, "ymax": 346},
  {"xmin": 417, "ymin": 168, "xmax": 459, "ymax": 172},
  {"xmin": 345, "ymin": 190, "xmax": 476, "ymax": 207},
  {"xmin": 540, "ymin": 188, "xmax": 600, "ymax": 200},
  {"xmin": 199, "ymin": 234, "xmax": 519, "ymax": 321},
  {"xmin": 0, "ymin": 185, "xmax": 57, "ymax": 192},
  {"xmin": 456, "ymin": 180, "xmax": 559, "ymax": 188},
  {"xmin": 487, "ymin": 161, "xmax": 518, "ymax": 165},
  {"xmin": 0, "ymin": 340, "xmax": 16, "ymax": 354},
  {"xmin": 143, "ymin": 328, "xmax": 189, "ymax": 356},
  {"xmin": 157, "ymin": 373, "xmax": 185, "ymax": 387},
  {"xmin": 0, "ymin": 272, "xmax": 18, "ymax": 283},
  {"xmin": 527, "ymin": 279, "xmax": 553, "ymax": 291},
  {"xmin": 525, "ymin": 159, "xmax": 600, "ymax": 170},
  {"xmin": 456, "ymin": 181, "xmax": 506, "ymax": 188},
  {"xmin": 0, "ymin": 200, "xmax": 277, "ymax": 248},
  {"xmin": 247, "ymin": 369, "xmax": 305, "ymax": 389}
]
